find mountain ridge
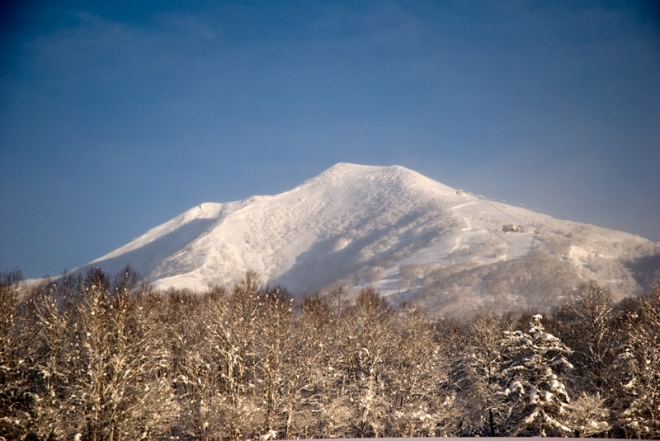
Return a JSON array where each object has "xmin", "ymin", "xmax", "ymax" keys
[{"xmin": 74, "ymin": 163, "xmax": 659, "ymax": 315}]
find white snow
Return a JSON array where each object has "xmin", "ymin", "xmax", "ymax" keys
[{"xmin": 70, "ymin": 163, "xmax": 656, "ymax": 311}]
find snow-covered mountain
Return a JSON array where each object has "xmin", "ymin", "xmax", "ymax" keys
[{"xmin": 78, "ymin": 163, "xmax": 659, "ymax": 315}]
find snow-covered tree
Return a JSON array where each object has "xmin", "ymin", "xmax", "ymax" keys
[
  {"xmin": 0, "ymin": 270, "xmax": 34, "ymax": 440},
  {"xmin": 296, "ymin": 291, "xmax": 354, "ymax": 439},
  {"xmin": 171, "ymin": 275, "xmax": 265, "ymax": 440},
  {"xmin": 274, "ymin": 291, "xmax": 352, "ymax": 439},
  {"xmin": 31, "ymin": 278, "xmax": 78, "ymax": 440},
  {"xmin": 257, "ymin": 286, "xmax": 295, "ymax": 437},
  {"xmin": 564, "ymin": 392, "xmax": 611, "ymax": 437},
  {"xmin": 387, "ymin": 305, "xmax": 458, "ymax": 437},
  {"xmin": 341, "ymin": 287, "xmax": 394, "ymax": 437},
  {"xmin": 454, "ymin": 311, "xmax": 508, "ymax": 436},
  {"xmin": 34, "ymin": 268, "xmax": 177, "ymax": 441},
  {"xmin": 610, "ymin": 285, "xmax": 660, "ymax": 438},
  {"xmin": 552, "ymin": 282, "xmax": 616, "ymax": 397},
  {"xmin": 498, "ymin": 314, "xmax": 575, "ymax": 436}
]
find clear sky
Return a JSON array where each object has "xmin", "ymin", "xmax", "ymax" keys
[{"xmin": 1, "ymin": 0, "xmax": 659, "ymax": 279}]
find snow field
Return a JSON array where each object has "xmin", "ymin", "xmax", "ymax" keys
[{"xmin": 72, "ymin": 163, "xmax": 657, "ymax": 315}]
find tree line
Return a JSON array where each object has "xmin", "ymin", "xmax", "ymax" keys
[{"xmin": 1, "ymin": 267, "xmax": 658, "ymax": 440}]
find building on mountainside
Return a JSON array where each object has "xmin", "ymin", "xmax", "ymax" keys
[{"xmin": 502, "ymin": 224, "xmax": 523, "ymax": 233}]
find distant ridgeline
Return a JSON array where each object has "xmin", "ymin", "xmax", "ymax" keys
[{"xmin": 2, "ymin": 267, "xmax": 659, "ymax": 439}]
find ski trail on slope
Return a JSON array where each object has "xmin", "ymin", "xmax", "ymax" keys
[
  {"xmin": 379, "ymin": 196, "xmax": 529, "ymax": 295},
  {"xmin": 450, "ymin": 201, "xmax": 476, "ymax": 254},
  {"xmin": 378, "ymin": 199, "xmax": 478, "ymax": 286}
]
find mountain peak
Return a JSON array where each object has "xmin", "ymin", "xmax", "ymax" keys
[
  {"xmin": 73, "ymin": 163, "xmax": 658, "ymax": 316},
  {"xmin": 318, "ymin": 163, "xmax": 420, "ymax": 180},
  {"xmin": 302, "ymin": 163, "xmax": 456, "ymax": 196},
  {"xmin": 308, "ymin": 163, "xmax": 393, "ymax": 185}
]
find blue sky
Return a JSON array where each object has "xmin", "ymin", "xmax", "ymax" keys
[{"xmin": 1, "ymin": 0, "xmax": 659, "ymax": 278}]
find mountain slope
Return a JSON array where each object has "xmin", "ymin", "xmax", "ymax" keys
[{"xmin": 78, "ymin": 163, "xmax": 659, "ymax": 315}]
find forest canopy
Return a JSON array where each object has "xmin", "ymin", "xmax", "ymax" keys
[{"xmin": 1, "ymin": 267, "xmax": 659, "ymax": 440}]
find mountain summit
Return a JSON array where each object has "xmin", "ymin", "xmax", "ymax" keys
[{"xmin": 79, "ymin": 163, "xmax": 659, "ymax": 315}]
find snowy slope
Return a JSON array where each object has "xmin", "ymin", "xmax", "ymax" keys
[{"xmin": 77, "ymin": 163, "xmax": 659, "ymax": 315}]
